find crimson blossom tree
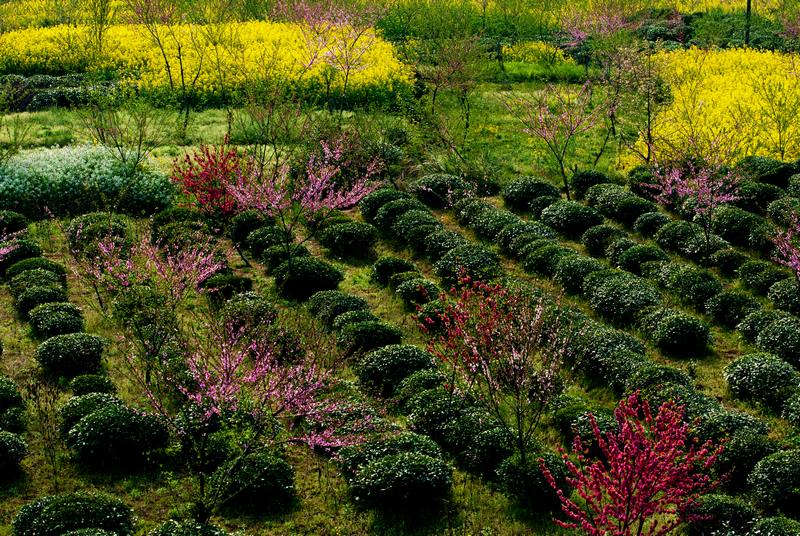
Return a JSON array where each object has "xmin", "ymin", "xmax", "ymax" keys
[
  {"xmin": 423, "ymin": 278, "xmax": 571, "ymax": 465},
  {"xmin": 542, "ymin": 392, "xmax": 722, "ymax": 536}
]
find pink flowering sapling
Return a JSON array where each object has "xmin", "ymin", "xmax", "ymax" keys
[{"xmin": 773, "ymin": 214, "xmax": 800, "ymax": 289}]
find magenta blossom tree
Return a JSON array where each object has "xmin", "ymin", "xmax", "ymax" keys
[
  {"xmin": 542, "ymin": 392, "xmax": 722, "ymax": 536},
  {"xmin": 773, "ymin": 214, "xmax": 800, "ymax": 287}
]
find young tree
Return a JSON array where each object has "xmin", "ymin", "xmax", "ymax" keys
[
  {"xmin": 542, "ymin": 392, "xmax": 722, "ymax": 536},
  {"xmin": 502, "ymin": 82, "xmax": 600, "ymax": 199},
  {"xmin": 423, "ymin": 278, "xmax": 571, "ymax": 465},
  {"xmin": 773, "ymin": 214, "xmax": 800, "ymax": 286}
]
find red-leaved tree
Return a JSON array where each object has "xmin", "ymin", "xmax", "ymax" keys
[{"xmin": 542, "ymin": 392, "xmax": 722, "ymax": 536}]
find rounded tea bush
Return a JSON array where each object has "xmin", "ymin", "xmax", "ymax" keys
[
  {"xmin": 522, "ymin": 243, "xmax": 577, "ymax": 277},
  {"xmin": 148, "ymin": 521, "xmax": 229, "ymax": 536},
  {"xmin": 373, "ymin": 198, "xmax": 427, "ymax": 232},
  {"xmin": 410, "ymin": 173, "xmax": 471, "ymax": 208},
  {"xmin": 425, "ymin": 229, "xmax": 469, "ymax": 261},
  {"xmin": 356, "ymin": 345, "xmax": 436, "ymax": 397},
  {"xmin": 331, "ymin": 310, "xmax": 379, "ymax": 332},
  {"xmin": 338, "ymin": 431, "xmax": 442, "ymax": 480},
  {"xmin": 650, "ymin": 310, "xmax": 711, "ymax": 356},
  {"xmin": 68, "ymin": 375, "xmax": 116, "ymax": 396},
  {"xmin": 35, "ymin": 333, "xmax": 105, "ymax": 377},
  {"xmin": 686, "ymin": 494, "xmax": 757, "ymax": 536},
  {"xmin": 616, "ymin": 244, "xmax": 669, "ymax": 275},
  {"xmin": 434, "ymin": 244, "xmax": 500, "ymax": 286},
  {"xmin": 16, "ymin": 286, "xmax": 68, "ymax": 318},
  {"xmin": 244, "ymin": 225, "xmax": 290, "ymax": 260},
  {"xmin": 705, "ymin": 291, "xmax": 760, "ymax": 329},
  {"xmin": 0, "ymin": 431, "xmax": 27, "ymax": 475},
  {"xmin": 0, "ymin": 210, "xmax": 28, "ymax": 234},
  {"xmin": 336, "ymin": 321, "xmax": 403, "ymax": 356},
  {"xmin": 716, "ymin": 428, "xmax": 778, "ymax": 492},
  {"xmin": 11, "ymin": 492, "xmax": 135, "ymax": 536},
  {"xmin": 756, "ymin": 316, "xmax": 800, "ymax": 367},
  {"xmin": 658, "ymin": 263, "xmax": 723, "ymax": 312},
  {"xmin": 395, "ymin": 278, "xmax": 438, "ymax": 308},
  {"xmin": 222, "ymin": 451, "xmax": 295, "ymax": 513},
  {"xmin": 633, "ymin": 211, "xmax": 671, "ymax": 238},
  {"xmin": 739, "ymin": 260, "xmax": 789, "ymax": 295},
  {"xmin": 584, "ymin": 271, "xmax": 662, "ymax": 325},
  {"xmin": 725, "ymin": 353, "xmax": 798, "ymax": 410},
  {"xmin": 29, "ymin": 302, "xmax": 84, "ymax": 339},
  {"xmin": 349, "ymin": 452, "xmax": 453, "ymax": 509},
  {"xmin": 58, "ymin": 393, "xmax": 126, "ymax": 437},
  {"xmin": 570, "ymin": 170, "xmax": 610, "ymax": 199},
  {"xmin": 496, "ymin": 221, "xmax": 555, "ymax": 254},
  {"xmin": 502, "ymin": 176, "xmax": 560, "ymax": 211},
  {"xmin": 710, "ymin": 248, "xmax": 750, "ymax": 276},
  {"xmin": 748, "ymin": 450, "xmax": 800, "ymax": 516},
  {"xmin": 581, "ymin": 224, "xmax": 624, "ymax": 257},
  {"xmin": 273, "ymin": 258, "xmax": 344, "ymax": 301},
  {"xmin": 738, "ymin": 309, "xmax": 791, "ymax": 343},
  {"xmin": 307, "ymin": 291, "xmax": 369, "ymax": 328},
  {"xmin": 767, "ymin": 278, "xmax": 800, "ymax": 315},
  {"xmin": 0, "ymin": 238, "xmax": 42, "ymax": 275},
  {"xmin": 0, "ymin": 374, "xmax": 23, "ymax": 413},
  {"xmin": 9, "ymin": 269, "xmax": 65, "ymax": 299},
  {"xmin": 497, "ymin": 452, "xmax": 567, "ymax": 512},
  {"xmin": 359, "ymin": 189, "xmax": 412, "ymax": 224},
  {"xmin": 6, "ymin": 257, "xmax": 67, "ymax": 282},
  {"xmin": 749, "ymin": 516, "xmax": 800, "ymax": 535},
  {"xmin": 540, "ymin": 200, "xmax": 604, "ymax": 238},
  {"xmin": 319, "ymin": 222, "xmax": 378, "ymax": 259},
  {"xmin": 371, "ymin": 256, "xmax": 416, "ymax": 286},
  {"xmin": 229, "ymin": 209, "xmax": 269, "ymax": 247},
  {"xmin": 554, "ymin": 255, "xmax": 605, "ymax": 294}
]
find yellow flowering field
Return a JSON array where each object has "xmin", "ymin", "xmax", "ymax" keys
[
  {"xmin": 640, "ymin": 47, "xmax": 800, "ymax": 165},
  {"xmin": 0, "ymin": 21, "xmax": 411, "ymax": 102}
]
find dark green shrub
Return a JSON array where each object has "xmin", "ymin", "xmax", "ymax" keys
[
  {"xmin": 393, "ymin": 370, "xmax": 445, "ymax": 410},
  {"xmin": 391, "ymin": 210, "xmax": 442, "ymax": 249},
  {"xmin": 748, "ymin": 516, "xmax": 800, "ymax": 535},
  {"xmin": 528, "ymin": 195, "xmax": 561, "ymax": 218},
  {"xmin": 738, "ymin": 309, "xmax": 790, "ymax": 342},
  {"xmin": 410, "ymin": 174, "xmax": 471, "ymax": 207},
  {"xmin": 331, "ymin": 310, "xmax": 379, "ymax": 332},
  {"xmin": 320, "ymin": 222, "xmax": 378, "ymax": 258},
  {"xmin": 585, "ymin": 184, "xmax": 656, "ymax": 225},
  {"xmin": 712, "ymin": 205, "xmax": 766, "ymax": 247},
  {"xmin": 789, "ymin": 174, "xmax": 800, "ymax": 197},
  {"xmin": 200, "ymin": 274, "xmax": 252, "ymax": 304},
  {"xmin": 371, "ymin": 256, "xmax": 416, "ymax": 286},
  {"xmin": 616, "ymin": 244, "xmax": 669, "ymax": 274},
  {"xmin": 657, "ymin": 263, "xmax": 723, "ymax": 311},
  {"xmin": 229, "ymin": 209, "xmax": 268, "ymax": 246},
  {"xmin": 388, "ymin": 271, "xmax": 422, "ymax": 291},
  {"xmin": 66, "ymin": 404, "xmax": 169, "ymax": 468},
  {"xmin": 640, "ymin": 383, "xmax": 721, "ymax": 422},
  {"xmin": 570, "ymin": 170, "xmax": 610, "ymax": 199},
  {"xmin": 554, "ymin": 255, "xmax": 605, "ymax": 294},
  {"xmin": 766, "ymin": 197, "xmax": 800, "ymax": 227},
  {"xmin": 605, "ymin": 237, "xmax": 637, "ymax": 266},
  {"xmin": 736, "ymin": 156, "xmax": 796, "ymax": 187},
  {"xmin": 29, "ymin": 302, "xmax": 84, "ymax": 338},
  {"xmin": 221, "ymin": 451, "xmax": 295, "ymax": 512},
  {"xmin": 337, "ymin": 321, "xmax": 403, "ymax": 356},
  {"xmin": 725, "ymin": 353, "xmax": 797, "ymax": 410},
  {"xmin": 373, "ymin": 198, "xmax": 427, "ymax": 231},
  {"xmin": 12, "ymin": 492, "xmax": 135, "ymax": 536},
  {"xmin": 356, "ymin": 345, "xmax": 436, "ymax": 397},
  {"xmin": 58, "ymin": 393, "xmax": 125, "ymax": 437},
  {"xmin": 0, "ymin": 210, "xmax": 28, "ymax": 235},
  {"xmin": 705, "ymin": 291, "xmax": 760, "ymax": 328},
  {"xmin": 416, "ymin": 299, "xmax": 447, "ymax": 334},
  {"xmin": 407, "ymin": 388, "xmax": 466, "ymax": 439},
  {"xmin": 756, "ymin": 316, "xmax": 800, "ymax": 367},
  {"xmin": 349, "ymin": 452, "xmax": 452, "ymax": 510},
  {"xmin": 767, "ymin": 278, "xmax": 800, "ymax": 315},
  {"xmin": 359, "ymin": 189, "xmax": 411, "ymax": 224},
  {"xmin": 584, "ymin": 270, "xmax": 662, "ymax": 325},
  {"xmin": 66, "ymin": 213, "xmax": 130, "ymax": 256},
  {"xmin": 446, "ymin": 413, "xmax": 514, "ymax": 477},
  {"xmin": 307, "ymin": 290, "xmax": 369, "ymax": 328},
  {"xmin": 710, "ymin": 248, "xmax": 749, "ymax": 276},
  {"xmin": 453, "ymin": 198, "xmax": 492, "ymax": 225},
  {"xmin": 0, "ymin": 238, "xmax": 42, "ymax": 275},
  {"xmin": 425, "ymin": 229, "xmax": 468, "ymax": 260},
  {"xmin": 395, "ymin": 278, "xmax": 439, "ymax": 308},
  {"xmin": 642, "ymin": 308, "xmax": 711, "ymax": 356},
  {"xmin": 148, "ymin": 521, "xmax": 229, "ymax": 536},
  {"xmin": 497, "ymin": 452, "xmax": 567, "ymax": 512},
  {"xmin": 717, "ymin": 429, "xmax": 778, "ymax": 492},
  {"xmin": 0, "ymin": 431, "xmax": 26, "ymax": 475},
  {"xmin": 6, "ymin": 257, "xmax": 66, "ymax": 282},
  {"xmin": 0, "ymin": 375, "xmax": 23, "ymax": 414},
  {"xmin": 540, "ymin": 200, "xmax": 604, "ymax": 238},
  {"xmin": 502, "ymin": 176, "xmax": 560, "ymax": 211},
  {"xmin": 435, "ymin": 245, "xmax": 500, "ymax": 286},
  {"xmin": 260, "ymin": 244, "xmax": 310, "ymax": 272},
  {"xmin": 69, "ymin": 375, "xmax": 116, "ymax": 396},
  {"xmin": 471, "ymin": 209, "xmax": 519, "ymax": 241},
  {"xmin": 748, "ymin": 450, "xmax": 800, "ymax": 515},
  {"xmin": 633, "ymin": 211, "xmax": 671, "ymax": 238},
  {"xmin": 62, "ymin": 529, "xmax": 118, "ymax": 536},
  {"xmin": 686, "ymin": 494, "xmax": 757, "ymax": 536},
  {"xmin": 522, "ymin": 243, "xmax": 578, "ymax": 277},
  {"xmin": 338, "ymin": 431, "xmax": 442, "ymax": 480},
  {"xmin": 738, "ymin": 259, "xmax": 784, "ymax": 295},
  {"xmin": 245, "ymin": 226, "xmax": 290, "ymax": 260},
  {"xmin": 581, "ymin": 224, "xmax": 624, "ymax": 257},
  {"xmin": 273, "ymin": 258, "xmax": 344, "ymax": 301},
  {"xmin": 35, "ymin": 333, "xmax": 105, "ymax": 377},
  {"xmin": 749, "ymin": 222, "xmax": 778, "ymax": 255},
  {"xmin": 496, "ymin": 222, "xmax": 555, "ymax": 255},
  {"xmin": 16, "ymin": 285, "xmax": 69, "ymax": 317},
  {"xmin": 782, "ymin": 390, "xmax": 800, "ymax": 427},
  {"xmin": 735, "ymin": 181, "xmax": 786, "ymax": 214},
  {"xmin": 624, "ymin": 363, "xmax": 692, "ymax": 393},
  {"xmin": 693, "ymin": 409, "xmax": 768, "ymax": 444},
  {"xmin": 151, "ymin": 207, "xmax": 204, "ymax": 235},
  {"xmin": 9, "ymin": 268, "xmax": 64, "ymax": 298}
]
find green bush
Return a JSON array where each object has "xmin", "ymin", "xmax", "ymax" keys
[
  {"xmin": 624, "ymin": 363, "xmax": 692, "ymax": 392},
  {"xmin": 359, "ymin": 188, "xmax": 411, "ymax": 224},
  {"xmin": 372, "ymin": 198, "xmax": 427, "ymax": 231},
  {"xmin": 656, "ymin": 263, "xmax": 723, "ymax": 311},
  {"xmin": 393, "ymin": 369, "xmax": 445, "ymax": 410},
  {"xmin": 68, "ymin": 375, "xmax": 116, "ymax": 396},
  {"xmin": 435, "ymin": 244, "xmax": 500, "ymax": 286},
  {"xmin": 686, "ymin": 494, "xmax": 757, "ymax": 536},
  {"xmin": 260, "ymin": 244, "xmax": 311, "ymax": 272},
  {"xmin": 58, "ymin": 393, "xmax": 125, "ymax": 437},
  {"xmin": 0, "ymin": 209, "xmax": 28, "ymax": 234},
  {"xmin": 748, "ymin": 450, "xmax": 800, "ymax": 516},
  {"xmin": 710, "ymin": 248, "xmax": 749, "ymax": 276},
  {"xmin": 12, "ymin": 492, "xmax": 135, "ymax": 536},
  {"xmin": 151, "ymin": 207, "xmax": 205, "ymax": 236},
  {"xmin": 148, "ymin": 521, "xmax": 229, "ymax": 536},
  {"xmin": 736, "ymin": 155, "xmax": 796, "ymax": 187},
  {"xmin": 453, "ymin": 198, "xmax": 492, "ymax": 226},
  {"xmin": 633, "ymin": 211, "xmax": 671, "ymax": 238},
  {"xmin": 540, "ymin": 200, "xmax": 604, "ymax": 238},
  {"xmin": 425, "ymin": 229, "xmax": 469, "ymax": 260},
  {"xmin": 445, "ymin": 411, "xmax": 514, "ymax": 477},
  {"xmin": 717, "ymin": 428, "xmax": 778, "ymax": 492},
  {"xmin": 331, "ymin": 310, "xmax": 379, "ymax": 332},
  {"xmin": 735, "ymin": 181, "xmax": 786, "ymax": 215},
  {"xmin": 523, "ymin": 243, "xmax": 578, "ymax": 277},
  {"xmin": 320, "ymin": 222, "xmax": 378, "ymax": 259},
  {"xmin": 554, "ymin": 255, "xmax": 605, "ymax": 294},
  {"xmin": 65, "ymin": 212, "xmax": 130, "ymax": 256},
  {"xmin": 338, "ymin": 431, "xmax": 442, "ymax": 480},
  {"xmin": 756, "ymin": 316, "xmax": 800, "ymax": 367},
  {"xmin": 471, "ymin": 209, "xmax": 519, "ymax": 241},
  {"xmin": 497, "ymin": 452, "xmax": 567, "ymax": 512},
  {"xmin": 0, "ymin": 430, "xmax": 27, "ymax": 475},
  {"xmin": 9, "ymin": 268, "xmax": 65, "ymax": 299},
  {"xmin": 349, "ymin": 452, "xmax": 452, "ymax": 509},
  {"xmin": 221, "ymin": 451, "xmax": 295, "ymax": 512},
  {"xmin": 739, "ymin": 260, "xmax": 791, "ymax": 295},
  {"xmin": 307, "ymin": 290, "xmax": 369, "ymax": 328},
  {"xmin": 584, "ymin": 270, "xmax": 662, "ymax": 325},
  {"xmin": 337, "ymin": 321, "xmax": 403, "ymax": 356},
  {"xmin": 62, "ymin": 530, "xmax": 119, "ymax": 536},
  {"xmin": 585, "ymin": 183, "xmax": 656, "ymax": 225},
  {"xmin": 407, "ymin": 388, "xmax": 466, "ymax": 439},
  {"xmin": 502, "ymin": 176, "xmax": 560, "ymax": 211},
  {"xmin": 395, "ymin": 278, "xmax": 439, "ymax": 308},
  {"xmin": 66, "ymin": 404, "xmax": 169, "ymax": 468},
  {"xmin": 29, "ymin": 302, "xmax": 84, "ymax": 338},
  {"xmin": 528, "ymin": 195, "xmax": 561, "ymax": 218},
  {"xmin": 388, "ymin": 271, "xmax": 422, "ymax": 291},
  {"xmin": 410, "ymin": 174, "xmax": 472, "ymax": 208},
  {"xmin": 570, "ymin": 170, "xmax": 610, "ymax": 199},
  {"xmin": 273, "ymin": 258, "xmax": 344, "ymax": 301},
  {"xmin": 0, "ymin": 238, "xmax": 42, "ymax": 275},
  {"xmin": 616, "ymin": 244, "xmax": 669, "ymax": 275},
  {"xmin": 245, "ymin": 226, "xmax": 290, "ymax": 260},
  {"xmin": 6, "ymin": 257, "xmax": 66, "ymax": 282},
  {"xmin": 355, "ymin": 345, "xmax": 436, "ymax": 397},
  {"xmin": 705, "ymin": 291, "xmax": 759, "ymax": 329},
  {"xmin": 229, "ymin": 209, "xmax": 269, "ymax": 247},
  {"xmin": 496, "ymin": 221, "xmax": 555, "ymax": 255},
  {"xmin": 200, "ymin": 274, "xmax": 253, "ymax": 305},
  {"xmin": 371, "ymin": 256, "xmax": 416, "ymax": 286},
  {"xmin": 767, "ymin": 197, "xmax": 800, "ymax": 227},
  {"xmin": 712, "ymin": 205, "xmax": 766, "ymax": 248},
  {"xmin": 738, "ymin": 309, "xmax": 790, "ymax": 342},
  {"xmin": 581, "ymin": 224, "xmax": 624, "ymax": 257},
  {"xmin": 35, "ymin": 333, "xmax": 105, "ymax": 377},
  {"xmin": 391, "ymin": 209, "xmax": 442, "ymax": 249},
  {"xmin": 725, "ymin": 353, "xmax": 797, "ymax": 410},
  {"xmin": 654, "ymin": 220, "xmax": 727, "ymax": 260},
  {"xmin": 16, "ymin": 285, "xmax": 69, "ymax": 318},
  {"xmin": 0, "ymin": 375, "xmax": 23, "ymax": 415},
  {"xmin": 767, "ymin": 278, "xmax": 800, "ymax": 315},
  {"xmin": 748, "ymin": 516, "xmax": 800, "ymax": 535},
  {"xmin": 641, "ymin": 308, "xmax": 711, "ymax": 356}
]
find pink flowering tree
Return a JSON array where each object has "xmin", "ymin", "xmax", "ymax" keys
[
  {"xmin": 0, "ymin": 230, "xmax": 20, "ymax": 265},
  {"xmin": 423, "ymin": 278, "xmax": 571, "ymax": 465},
  {"xmin": 542, "ymin": 392, "xmax": 721, "ymax": 536},
  {"xmin": 773, "ymin": 214, "xmax": 800, "ymax": 288},
  {"xmin": 502, "ymin": 82, "xmax": 601, "ymax": 199},
  {"xmin": 228, "ymin": 138, "xmax": 381, "ymax": 267}
]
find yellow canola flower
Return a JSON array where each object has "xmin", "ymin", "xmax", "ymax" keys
[
  {"xmin": 638, "ymin": 47, "xmax": 800, "ymax": 166},
  {"xmin": 0, "ymin": 21, "xmax": 411, "ymax": 100},
  {"xmin": 502, "ymin": 41, "xmax": 576, "ymax": 66}
]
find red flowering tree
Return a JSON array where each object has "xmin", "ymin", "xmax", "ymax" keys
[
  {"xmin": 423, "ymin": 278, "xmax": 570, "ymax": 465},
  {"xmin": 172, "ymin": 138, "xmax": 245, "ymax": 219},
  {"xmin": 542, "ymin": 392, "xmax": 722, "ymax": 536}
]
